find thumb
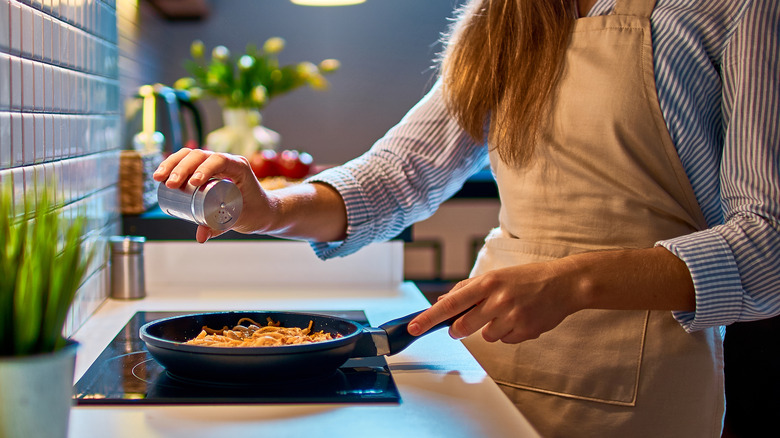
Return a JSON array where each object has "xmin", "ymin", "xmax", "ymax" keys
[{"xmin": 196, "ymin": 225, "xmax": 227, "ymax": 243}]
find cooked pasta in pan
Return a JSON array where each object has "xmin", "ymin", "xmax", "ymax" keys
[{"xmin": 185, "ymin": 317, "xmax": 339, "ymax": 347}]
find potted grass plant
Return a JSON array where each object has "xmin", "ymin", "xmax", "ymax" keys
[{"xmin": 0, "ymin": 180, "xmax": 93, "ymax": 438}]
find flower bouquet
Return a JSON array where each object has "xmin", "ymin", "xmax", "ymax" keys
[{"xmin": 174, "ymin": 38, "xmax": 340, "ymax": 156}]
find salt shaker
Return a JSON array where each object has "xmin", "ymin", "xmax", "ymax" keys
[
  {"xmin": 157, "ymin": 178, "xmax": 242, "ymax": 230},
  {"xmin": 109, "ymin": 236, "xmax": 146, "ymax": 300}
]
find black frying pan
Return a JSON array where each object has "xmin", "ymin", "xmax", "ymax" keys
[{"xmin": 139, "ymin": 310, "xmax": 460, "ymax": 383}]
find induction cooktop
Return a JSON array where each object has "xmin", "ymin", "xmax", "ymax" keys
[{"xmin": 73, "ymin": 311, "xmax": 401, "ymax": 405}]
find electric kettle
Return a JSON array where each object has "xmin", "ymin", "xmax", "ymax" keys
[{"xmin": 125, "ymin": 83, "xmax": 204, "ymax": 154}]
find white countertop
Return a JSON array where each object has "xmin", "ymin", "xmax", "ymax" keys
[{"xmin": 68, "ymin": 241, "xmax": 539, "ymax": 438}]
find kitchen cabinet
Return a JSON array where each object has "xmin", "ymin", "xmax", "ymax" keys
[{"xmin": 68, "ymin": 240, "xmax": 539, "ymax": 438}]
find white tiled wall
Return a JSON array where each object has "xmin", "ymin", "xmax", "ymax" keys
[{"xmin": 0, "ymin": 0, "xmax": 123, "ymax": 335}]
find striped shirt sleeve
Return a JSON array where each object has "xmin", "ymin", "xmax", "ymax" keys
[
  {"xmin": 659, "ymin": 0, "xmax": 780, "ymax": 332},
  {"xmin": 307, "ymin": 81, "xmax": 489, "ymax": 259}
]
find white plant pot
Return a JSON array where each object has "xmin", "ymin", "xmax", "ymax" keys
[{"xmin": 0, "ymin": 341, "xmax": 78, "ymax": 438}]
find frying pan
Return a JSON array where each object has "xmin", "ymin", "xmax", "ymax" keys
[{"xmin": 140, "ymin": 310, "xmax": 461, "ymax": 383}]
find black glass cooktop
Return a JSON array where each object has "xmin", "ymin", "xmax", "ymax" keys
[{"xmin": 73, "ymin": 311, "xmax": 401, "ymax": 405}]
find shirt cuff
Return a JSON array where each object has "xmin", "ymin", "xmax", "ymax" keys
[
  {"xmin": 305, "ymin": 166, "xmax": 377, "ymax": 259},
  {"xmin": 656, "ymin": 228, "xmax": 744, "ymax": 332}
]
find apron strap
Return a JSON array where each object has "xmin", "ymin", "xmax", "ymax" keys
[{"xmin": 614, "ymin": 0, "xmax": 656, "ymax": 18}]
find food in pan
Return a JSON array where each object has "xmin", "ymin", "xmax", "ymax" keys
[{"xmin": 184, "ymin": 317, "xmax": 339, "ymax": 347}]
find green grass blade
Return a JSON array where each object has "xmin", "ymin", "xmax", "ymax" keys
[
  {"xmin": 0, "ymin": 182, "xmax": 15, "ymax": 355},
  {"xmin": 2, "ymin": 178, "xmax": 92, "ymax": 356},
  {"xmin": 43, "ymin": 215, "xmax": 90, "ymax": 352}
]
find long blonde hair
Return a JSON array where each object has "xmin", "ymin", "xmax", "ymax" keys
[{"xmin": 440, "ymin": 0, "xmax": 575, "ymax": 166}]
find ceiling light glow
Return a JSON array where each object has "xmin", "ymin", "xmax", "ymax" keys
[{"xmin": 291, "ymin": 0, "xmax": 366, "ymax": 6}]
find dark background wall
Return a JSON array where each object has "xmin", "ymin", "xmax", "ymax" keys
[{"xmin": 144, "ymin": 0, "xmax": 463, "ymax": 164}]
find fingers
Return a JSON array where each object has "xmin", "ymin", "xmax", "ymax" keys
[
  {"xmin": 496, "ymin": 329, "xmax": 531, "ymax": 344},
  {"xmin": 153, "ymin": 148, "xmax": 195, "ymax": 184},
  {"xmin": 196, "ymin": 225, "xmax": 229, "ymax": 243},
  {"xmin": 448, "ymin": 300, "xmax": 495, "ymax": 339},
  {"xmin": 408, "ymin": 280, "xmax": 484, "ymax": 337},
  {"xmin": 153, "ymin": 149, "xmax": 249, "ymax": 189},
  {"xmin": 173, "ymin": 150, "xmax": 216, "ymax": 187},
  {"xmin": 196, "ymin": 226, "xmax": 212, "ymax": 243},
  {"xmin": 480, "ymin": 318, "xmax": 515, "ymax": 343}
]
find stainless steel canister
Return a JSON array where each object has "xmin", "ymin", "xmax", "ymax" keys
[
  {"xmin": 109, "ymin": 236, "xmax": 146, "ymax": 300},
  {"xmin": 156, "ymin": 178, "xmax": 242, "ymax": 230}
]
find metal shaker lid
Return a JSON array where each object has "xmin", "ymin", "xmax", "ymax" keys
[
  {"xmin": 191, "ymin": 179, "xmax": 242, "ymax": 230},
  {"xmin": 109, "ymin": 235, "xmax": 146, "ymax": 254}
]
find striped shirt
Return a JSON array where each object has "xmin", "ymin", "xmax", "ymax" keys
[{"xmin": 309, "ymin": 0, "xmax": 780, "ymax": 333}]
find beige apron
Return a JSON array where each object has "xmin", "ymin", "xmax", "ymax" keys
[{"xmin": 463, "ymin": 0, "xmax": 725, "ymax": 436}]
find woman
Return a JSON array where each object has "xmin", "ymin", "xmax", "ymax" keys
[{"xmin": 154, "ymin": 0, "xmax": 779, "ymax": 436}]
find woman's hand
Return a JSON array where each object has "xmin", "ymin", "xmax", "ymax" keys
[
  {"xmin": 152, "ymin": 148, "xmax": 272, "ymax": 242},
  {"xmin": 408, "ymin": 260, "xmax": 584, "ymax": 344},
  {"xmin": 153, "ymin": 148, "xmax": 349, "ymax": 243},
  {"xmin": 407, "ymin": 247, "xmax": 696, "ymax": 344}
]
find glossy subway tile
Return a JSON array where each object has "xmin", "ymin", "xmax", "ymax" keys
[
  {"xmin": 43, "ymin": 63, "xmax": 53, "ymax": 109},
  {"xmin": 32, "ymin": 6, "xmax": 43, "ymax": 61},
  {"xmin": 43, "ymin": 113, "xmax": 53, "ymax": 161},
  {"xmin": 43, "ymin": 15, "xmax": 52, "ymax": 63},
  {"xmin": 10, "ymin": 112, "xmax": 22, "ymax": 166},
  {"xmin": 51, "ymin": 13, "xmax": 61, "ymax": 66},
  {"xmin": 21, "ymin": 111, "xmax": 33, "ymax": 164},
  {"xmin": 0, "ymin": 0, "xmax": 122, "ymax": 333},
  {"xmin": 0, "ymin": 53, "xmax": 9, "ymax": 109},
  {"xmin": 33, "ymin": 58, "xmax": 43, "ymax": 111},
  {"xmin": 21, "ymin": 58, "xmax": 34, "ymax": 111},
  {"xmin": 0, "ymin": 111, "xmax": 10, "ymax": 168},
  {"xmin": 19, "ymin": 1, "xmax": 33, "ymax": 58},
  {"xmin": 0, "ymin": 0, "xmax": 9, "ymax": 53},
  {"xmin": 33, "ymin": 113, "xmax": 43, "ymax": 163},
  {"xmin": 52, "ymin": 63, "xmax": 62, "ymax": 111},
  {"xmin": 8, "ymin": 0, "xmax": 21, "ymax": 56},
  {"xmin": 9, "ymin": 55, "xmax": 21, "ymax": 109}
]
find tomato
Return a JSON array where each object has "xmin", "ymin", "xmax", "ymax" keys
[
  {"xmin": 277, "ymin": 150, "xmax": 313, "ymax": 179},
  {"xmin": 248, "ymin": 149, "xmax": 280, "ymax": 178}
]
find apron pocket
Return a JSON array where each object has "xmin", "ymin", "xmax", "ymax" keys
[{"xmin": 464, "ymin": 309, "xmax": 649, "ymax": 406}]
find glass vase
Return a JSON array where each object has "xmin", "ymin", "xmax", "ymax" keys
[{"xmin": 205, "ymin": 108, "xmax": 280, "ymax": 157}]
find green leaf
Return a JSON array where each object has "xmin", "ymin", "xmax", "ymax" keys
[
  {"xmin": 0, "ymin": 179, "xmax": 93, "ymax": 356},
  {"xmin": 0, "ymin": 183, "xmax": 19, "ymax": 355}
]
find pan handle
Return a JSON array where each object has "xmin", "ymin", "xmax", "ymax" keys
[{"xmin": 378, "ymin": 307, "xmax": 472, "ymax": 356}]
